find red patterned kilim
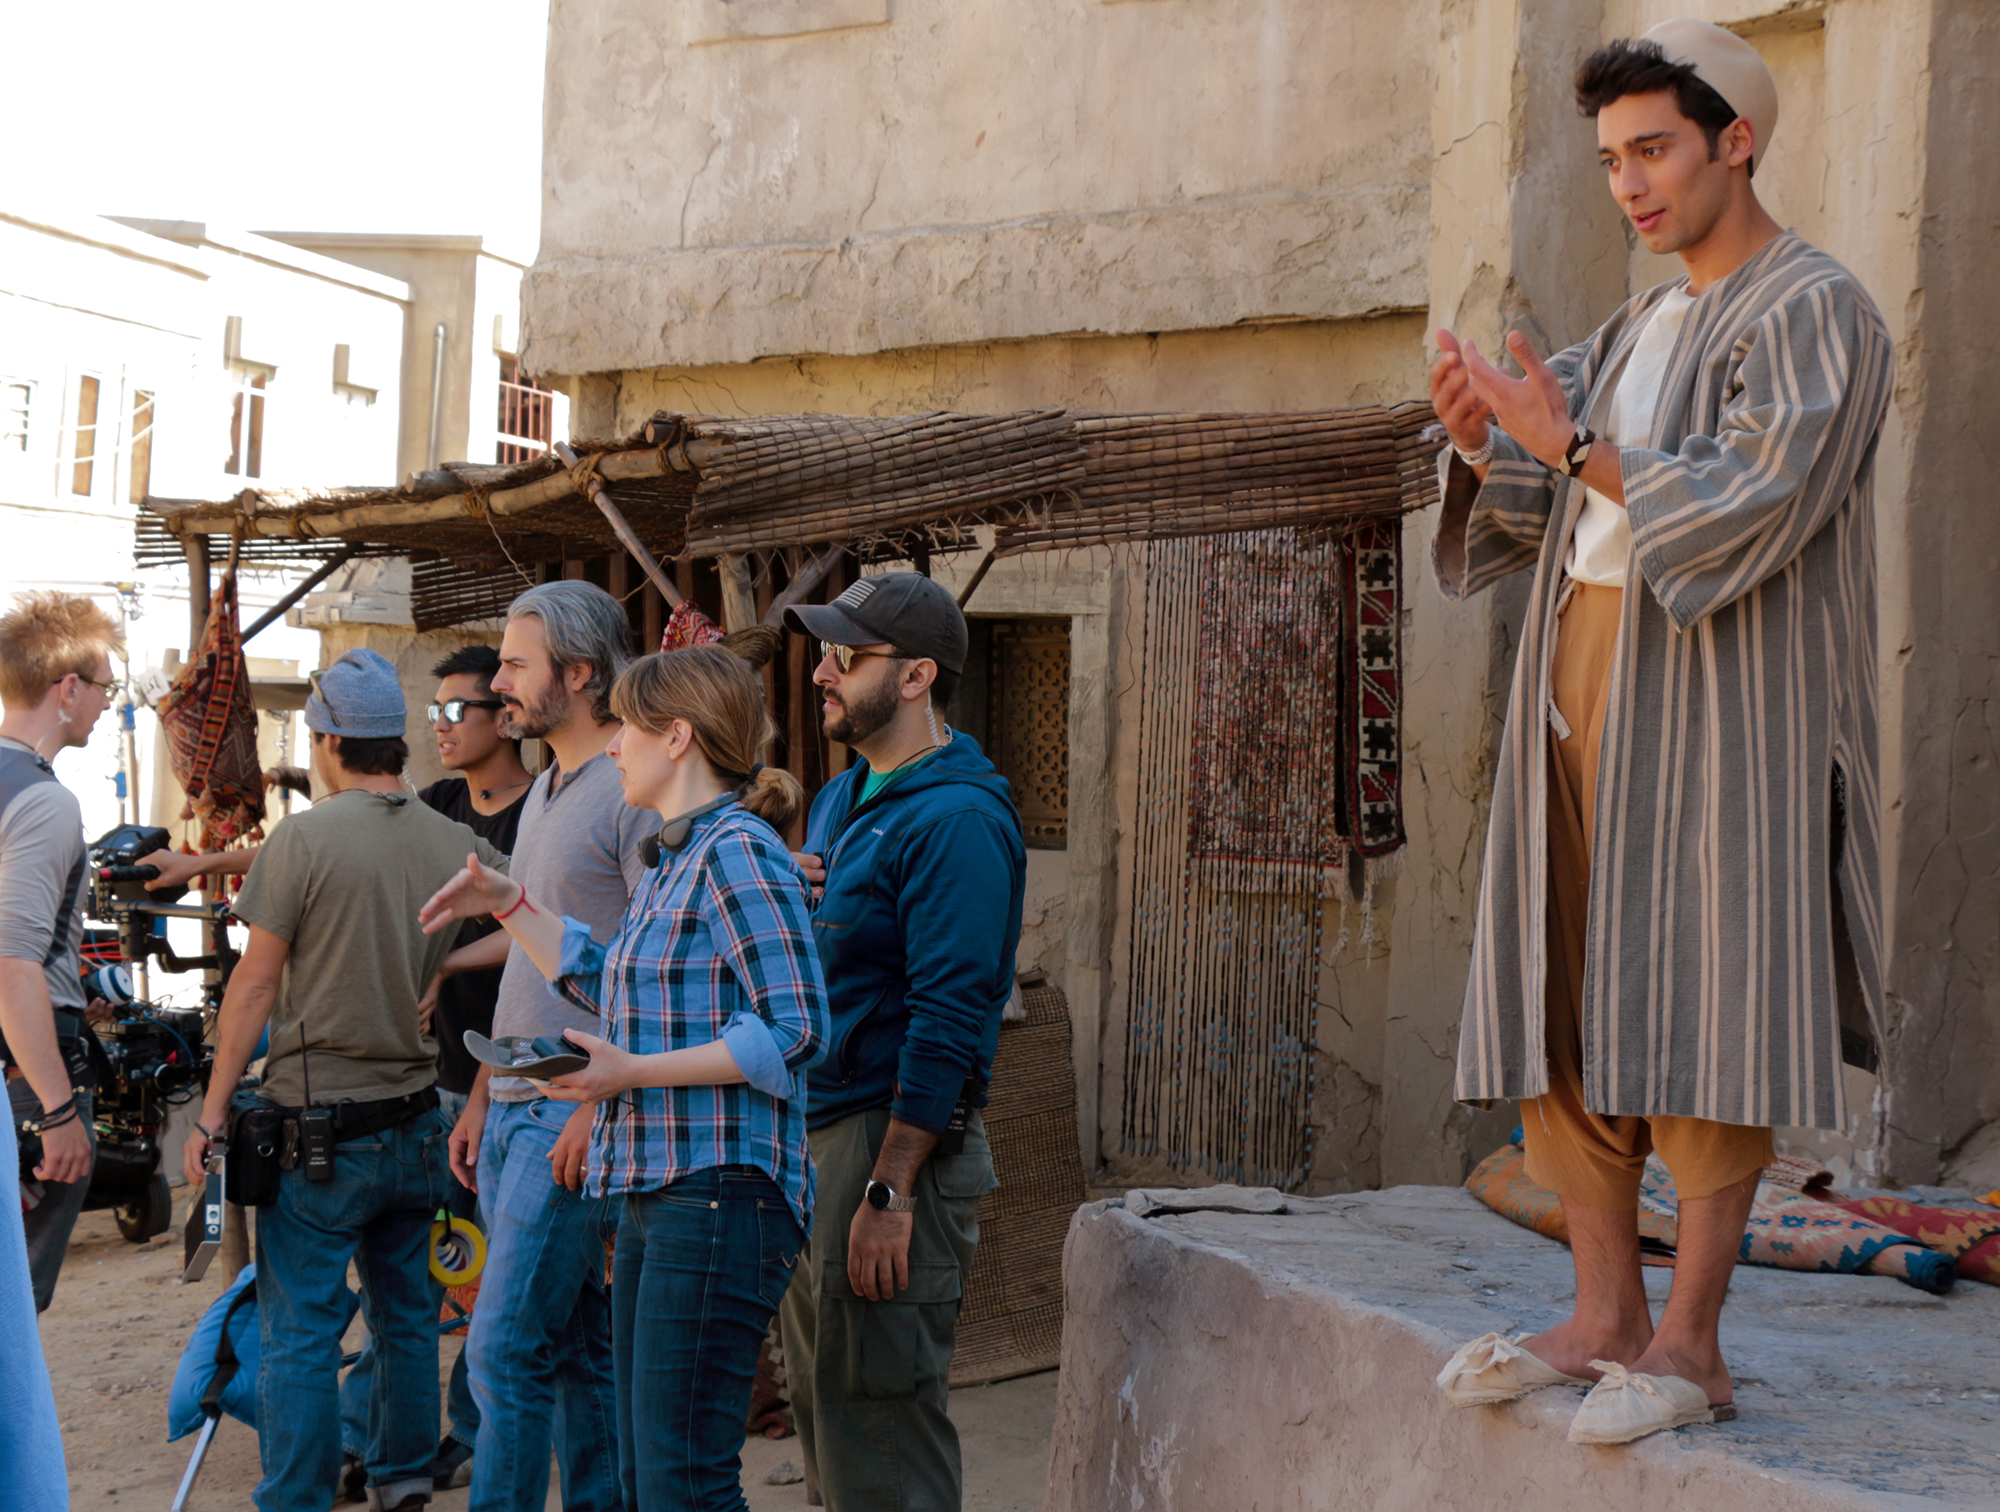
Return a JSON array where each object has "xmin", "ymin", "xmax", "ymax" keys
[
  {"xmin": 156, "ymin": 573, "xmax": 266, "ymax": 851},
  {"xmin": 1340, "ymin": 518, "xmax": 1404, "ymax": 857},
  {"xmin": 660, "ymin": 600, "xmax": 726, "ymax": 652},
  {"xmin": 1185, "ymin": 532, "xmax": 1348, "ymax": 882},
  {"xmin": 1182, "ymin": 523, "xmax": 1406, "ymax": 878},
  {"xmin": 1833, "ymin": 1195, "xmax": 2000, "ymax": 1287}
]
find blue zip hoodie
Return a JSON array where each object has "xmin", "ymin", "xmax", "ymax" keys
[{"xmin": 802, "ymin": 732, "xmax": 1026, "ymax": 1133}]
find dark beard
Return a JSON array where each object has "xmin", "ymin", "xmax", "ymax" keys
[
  {"xmin": 499, "ymin": 684, "xmax": 571, "ymax": 740},
  {"xmin": 823, "ymin": 674, "xmax": 900, "ymax": 746}
]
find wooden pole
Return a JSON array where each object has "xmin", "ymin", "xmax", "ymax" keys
[
  {"xmin": 184, "ymin": 535, "xmax": 210, "ymax": 650},
  {"xmin": 955, "ymin": 547, "xmax": 997, "ymax": 610},
  {"xmin": 240, "ymin": 548, "xmax": 359, "ymax": 644},
  {"xmin": 717, "ymin": 553, "xmax": 757, "ymax": 633},
  {"xmin": 761, "ymin": 542, "xmax": 846, "ymax": 626},
  {"xmin": 553, "ymin": 443, "xmax": 683, "ymax": 608}
]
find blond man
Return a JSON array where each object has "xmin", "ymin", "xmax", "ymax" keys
[{"xmin": 0, "ymin": 591, "xmax": 121, "ymax": 1501}]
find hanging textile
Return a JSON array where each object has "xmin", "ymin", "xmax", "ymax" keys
[
  {"xmin": 1120, "ymin": 525, "xmax": 1405, "ymax": 1190},
  {"xmin": 156, "ymin": 573, "xmax": 266, "ymax": 851},
  {"xmin": 1340, "ymin": 518, "xmax": 1405, "ymax": 857},
  {"xmin": 660, "ymin": 599, "xmax": 726, "ymax": 651}
]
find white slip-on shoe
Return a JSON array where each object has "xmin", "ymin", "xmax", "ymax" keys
[
  {"xmin": 1435, "ymin": 1332, "xmax": 1595, "ymax": 1407},
  {"xmin": 1566, "ymin": 1359, "xmax": 1737, "ymax": 1444}
]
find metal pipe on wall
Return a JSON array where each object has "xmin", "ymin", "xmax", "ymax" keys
[{"xmin": 425, "ymin": 321, "xmax": 448, "ymax": 471}]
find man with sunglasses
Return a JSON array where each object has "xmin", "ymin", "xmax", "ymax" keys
[{"xmin": 780, "ymin": 573, "xmax": 1026, "ymax": 1512}]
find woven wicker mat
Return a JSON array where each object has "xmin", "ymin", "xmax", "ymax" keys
[{"xmin": 950, "ymin": 979, "xmax": 1087, "ymax": 1387}]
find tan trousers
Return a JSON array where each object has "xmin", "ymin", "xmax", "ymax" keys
[{"xmin": 1520, "ymin": 582, "xmax": 1774, "ymax": 1210}]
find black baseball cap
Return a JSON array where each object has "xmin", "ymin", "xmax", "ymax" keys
[{"xmin": 784, "ymin": 572, "xmax": 968, "ymax": 675}]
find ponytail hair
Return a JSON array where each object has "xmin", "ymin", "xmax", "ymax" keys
[{"xmin": 609, "ymin": 645, "xmax": 805, "ymax": 834}]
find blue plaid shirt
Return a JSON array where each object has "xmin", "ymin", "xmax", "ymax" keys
[{"xmin": 552, "ymin": 802, "xmax": 828, "ymax": 1228}]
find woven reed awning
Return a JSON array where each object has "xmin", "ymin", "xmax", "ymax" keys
[{"xmin": 149, "ymin": 402, "xmax": 1441, "ymax": 628}]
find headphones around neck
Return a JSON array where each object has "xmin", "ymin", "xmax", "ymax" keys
[{"xmin": 640, "ymin": 791, "xmax": 738, "ymax": 868}]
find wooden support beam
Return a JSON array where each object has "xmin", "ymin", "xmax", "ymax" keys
[
  {"xmin": 184, "ymin": 536, "xmax": 210, "ymax": 649},
  {"xmin": 165, "ymin": 446, "xmax": 676, "ymax": 539},
  {"xmin": 761, "ymin": 542, "xmax": 846, "ymax": 626},
  {"xmin": 553, "ymin": 443, "xmax": 683, "ymax": 609},
  {"xmin": 955, "ymin": 547, "xmax": 997, "ymax": 610},
  {"xmin": 241, "ymin": 548, "xmax": 359, "ymax": 645},
  {"xmin": 718, "ymin": 553, "xmax": 757, "ymax": 633}
]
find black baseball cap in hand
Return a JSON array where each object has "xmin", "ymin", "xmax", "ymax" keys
[{"xmin": 785, "ymin": 572, "xmax": 968, "ymax": 675}]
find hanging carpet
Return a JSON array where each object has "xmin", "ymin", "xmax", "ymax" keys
[
  {"xmin": 155, "ymin": 572, "xmax": 266, "ymax": 851},
  {"xmin": 1119, "ymin": 524, "xmax": 1405, "ymax": 1191}
]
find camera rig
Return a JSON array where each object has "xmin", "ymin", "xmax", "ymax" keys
[{"xmin": 20, "ymin": 824, "xmax": 238, "ymax": 1241}]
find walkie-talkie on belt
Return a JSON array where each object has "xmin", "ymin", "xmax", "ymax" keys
[{"xmin": 298, "ymin": 1025, "xmax": 334, "ymax": 1184}]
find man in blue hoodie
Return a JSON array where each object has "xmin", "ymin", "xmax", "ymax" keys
[{"xmin": 780, "ymin": 573, "xmax": 1026, "ymax": 1512}]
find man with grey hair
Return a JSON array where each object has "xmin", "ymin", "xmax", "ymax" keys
[{"xmin": 435, "ymin": 581, "xmax": 652, "ymax": 1512}]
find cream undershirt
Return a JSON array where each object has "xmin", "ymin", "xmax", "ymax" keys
[{"xmin": 1566, "ymin": 285, "xmax": 1696, "ymax": 588}]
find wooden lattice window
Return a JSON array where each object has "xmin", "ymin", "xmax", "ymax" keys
[{"xmin": 987, "ymin": 617, "xmax": 1070, "ymax": 850}]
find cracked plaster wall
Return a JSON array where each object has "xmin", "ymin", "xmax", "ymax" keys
[
  {"xmin": 531, "ymin": 0, "xmax": 1996, "ymax": 1189},
  {"xmin": 527, "ymin": 0, "xmax": 1435, "ymax": 375}
]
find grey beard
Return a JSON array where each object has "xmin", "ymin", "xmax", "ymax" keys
[{"xmin": 500, "ymin": 686, "xmax": 571, "ymax": 741}]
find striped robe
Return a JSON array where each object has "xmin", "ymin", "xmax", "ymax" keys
[{"xmin": 1434, "ymin": 231, "xmax": 1892, "ymax": 1130}]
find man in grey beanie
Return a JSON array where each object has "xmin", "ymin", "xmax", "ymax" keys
[{"xmin": 182, "ymin": 648, "xmax": 513, "ymax": 1512}]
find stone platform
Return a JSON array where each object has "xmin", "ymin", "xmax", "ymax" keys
[{"xmin": 1044, "ymin": 1186, "xmax": 2000, "ymax": 1511}]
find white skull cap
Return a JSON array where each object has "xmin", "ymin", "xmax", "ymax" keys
[{"xmin": 1641, "ymin": 17, "xmax": 1779, "ymax": 169}]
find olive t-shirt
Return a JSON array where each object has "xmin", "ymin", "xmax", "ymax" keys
[{"xmin": 233, "ymin": 788, "xmax": 509, "ymax": 1106}]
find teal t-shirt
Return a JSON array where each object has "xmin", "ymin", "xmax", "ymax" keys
[
  {"xmin": 859, "ymin": 764, "xmax": 896, "ymax": 807},
  {"xmin": 856, "ymin": 744, "xmax": 947, "ymax": 809}
]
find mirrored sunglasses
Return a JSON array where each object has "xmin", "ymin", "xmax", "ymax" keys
[{"xmin": 427, "ymin": 698, "xmax": 507, "ymax": 725}]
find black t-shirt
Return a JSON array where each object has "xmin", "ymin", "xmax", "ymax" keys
[{"xmin": 418, "ymin": 778, "xmax": 527, "ymax": 1094}]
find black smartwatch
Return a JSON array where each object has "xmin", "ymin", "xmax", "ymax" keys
[{"xmin": 865, "ymin": 1178, "xmax": 917, "ymax": 1213}]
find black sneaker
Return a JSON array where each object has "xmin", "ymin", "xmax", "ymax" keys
[
  {"xmin": 338, "ymin": 1452, "xmax": 367, "ymax": 1503},
  {"xmin": 429, "ymin": 1436, "xmax": 474, "ymax": 1490}
]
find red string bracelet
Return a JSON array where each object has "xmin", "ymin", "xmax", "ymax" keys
[{"xmin": 494, "ymin": 885, "xmax": 538, "ymax": 922}]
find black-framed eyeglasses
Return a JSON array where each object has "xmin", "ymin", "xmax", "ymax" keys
[
  {"xmin": 819, "ymin": 641, "xmax": 901, "ymax": 675},
  {"xmin": 428, "ymin": 699, "xmax": 506, "ymax": 725},
  {"xmin": 64, "ymin": 672, "xmax": 120, "ymax": 696}
]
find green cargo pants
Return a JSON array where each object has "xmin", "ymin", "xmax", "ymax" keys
[{"xmin": 780, "ymin": 1106, "xmax": 995, "ymax": 1512}]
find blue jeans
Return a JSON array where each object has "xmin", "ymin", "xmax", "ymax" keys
[
  {"xmin": 467, "ymin": 1097, "xmax": 623, "ymax": 1512},
  {"xmin": 255, "ymin": 1108, "xmax": 449, "ymax": 1512},
  {"xmin": 0, "ymin": 1106, "xmax": 67, "ymax": 1511},
  {"xmin": 10, "ymin": 1078, "xmax": 95, "ymax": 1312},
  {"xmin": 340, "ymin": 1089, "xmax": 482, "ymax": 1458},
  {"xmin": 614, "ymin": 1167, "xmax": 804, "ymax": 1511}
]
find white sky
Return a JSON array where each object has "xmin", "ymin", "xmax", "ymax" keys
[{"xmin": 10, "ymin": 0, "xmax": 550, "ymax": 260}]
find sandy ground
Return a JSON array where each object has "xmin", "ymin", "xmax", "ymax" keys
[{"xmin": 41, "ymin": 1207, "xmax": 1057, "ymax": 1510}]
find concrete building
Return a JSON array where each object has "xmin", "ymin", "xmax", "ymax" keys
[
  {"xmin": 513, "ymin": 0, "xmax": 1992, "ymax": 1193},
  {"xmin": 0, "ymin": 212, "xmax": 561, "ymax": 841},
  {"xmin": 0, "ymin": 209, "xmax": 406, "ymax": 853},
  {"xmin": 258, "ymin": 233, "xmax": 562, "ymax": 483}
]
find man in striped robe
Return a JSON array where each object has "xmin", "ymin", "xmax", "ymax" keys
[{"xmin": 1424, "ymin": 21, "xmax": 1893, "ymax": 1445}]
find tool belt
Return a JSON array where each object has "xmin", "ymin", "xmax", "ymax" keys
[
  {"xmin": 225, "ymin": 1087, "xmax": 439, "ymax": 1205},
  {"xmin": 1, "ymin": 1010, "xmax": 102, "ymax": 1098}
]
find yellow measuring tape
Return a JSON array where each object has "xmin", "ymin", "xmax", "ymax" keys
[{"xmin": 429, "ymin": 1210, "xmax": 488, "ymax": 1286}]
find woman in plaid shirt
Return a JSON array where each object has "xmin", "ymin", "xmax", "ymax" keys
[{"xmin": 422, "ymin": 644, "xmax": 828, "ymax": 1510}]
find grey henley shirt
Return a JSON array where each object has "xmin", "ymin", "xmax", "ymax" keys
[{"xmin": 488, "ymin": 751, "xmax": 652, "ymax": 1103}]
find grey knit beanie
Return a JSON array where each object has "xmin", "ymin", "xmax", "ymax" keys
[{"xmin": 304, "ymin": 649, "xmax": 406, "ymax": 737}]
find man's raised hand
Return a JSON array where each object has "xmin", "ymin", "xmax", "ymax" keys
[
  {"xmin": 419, "ymin": 853, "xmax": 516, "ymax": 935},
  {"xmin": 1460, "ymin": 330, "xmax": 1576, "ymax": 468},
  {"xmin": 1429, "ymin": 329, "xmax": 1496, "ymax": 457}
]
